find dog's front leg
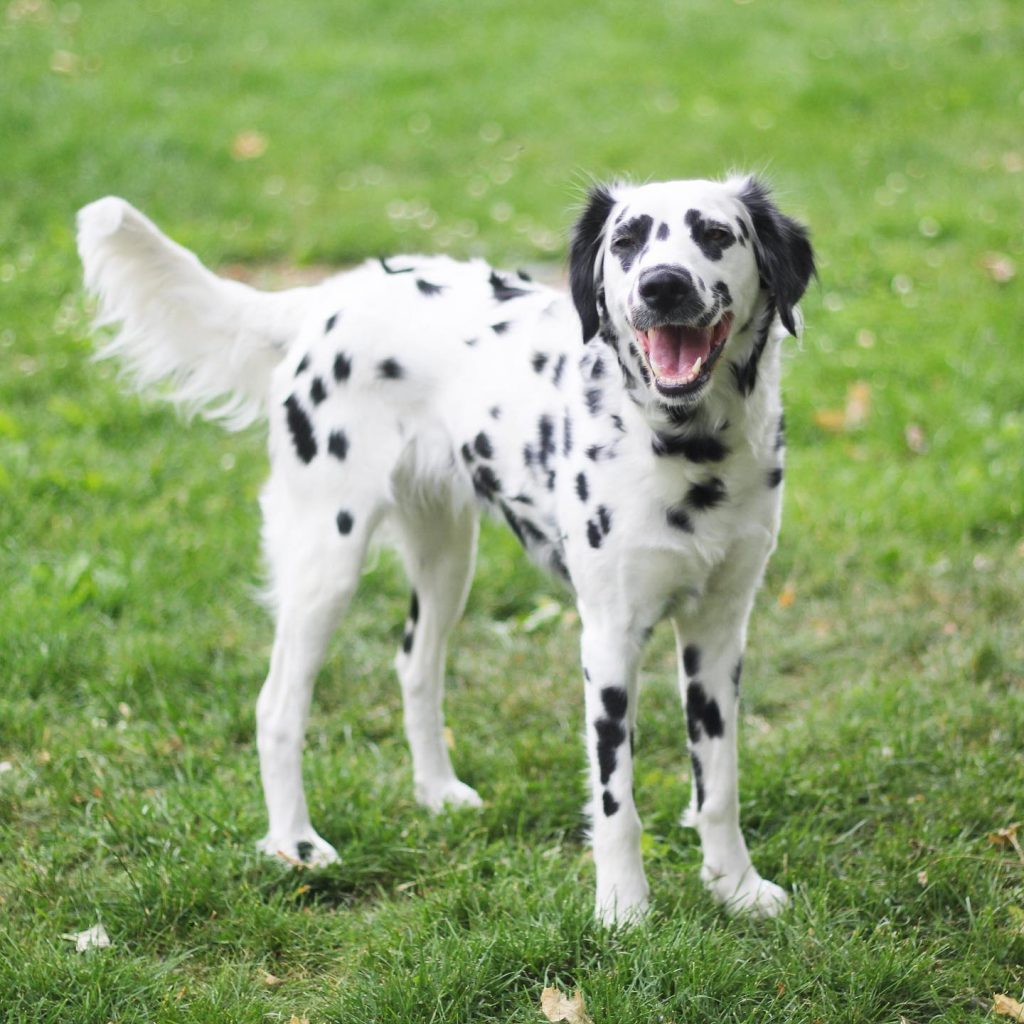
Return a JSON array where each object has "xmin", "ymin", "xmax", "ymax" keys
[
  {"xmin": 579, "ymin": 621, "xmax": 649, "ymax": 925},
  {"xmin": 672, "ymin": 543, "xmax": 788, "ymax": 917}
]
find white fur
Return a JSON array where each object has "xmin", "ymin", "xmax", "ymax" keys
[{"xmin": 78, "ymin": 176, "xmax": 811, "ymax": 924}]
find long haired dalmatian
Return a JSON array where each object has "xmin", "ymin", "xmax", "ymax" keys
[{"xmin": 77, "ymin": 174, "xmax": 814, "ymax": 925}]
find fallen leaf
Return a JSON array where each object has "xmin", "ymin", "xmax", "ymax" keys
[
  {"xmin": 540, "ymin": 986, "xmax": 593, "ymax": 1024},
  {"xmin": 287, "ymin": 1017, "xmax": 309, "ymax": 1024},
  {"xmin": 62, "ymin": 924, "xmax": 111, "ymax": 952},
  {"xmin": 981, "ymin": 252, "xmax": 1016, "ymax": 284},
  {"xmin": 263, "ymin": 972, "xmax": 284, "ymax": 986},
  {"xmin": 812, "ymin": 408, "xmax": 845, "ymax": 433},
  {"xmin": 916, "ymin": 869, "xmax": 928, "ymax": 886},
  {"xmin": 994, "ymin": 994, "xmax": 1024, "ymax": 1021},
  {"xmin": 844, "ymin": 381, "xmax": 871, "ymax": 429},
  {"xmin": 231, "ymin": 130, "xmax": 268, "ymax": 161},
  {"xmin": 777, "ymin": 582, "xmax": 797, "ymax": 608},
  {"xmin": 988, "ymin": 823, "xmax": 1024, "ymax": 864}
]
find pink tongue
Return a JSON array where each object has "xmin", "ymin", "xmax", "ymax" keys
[{"xmin": 647, "ymin": 325, "xmax": 710, "ymax": 379}]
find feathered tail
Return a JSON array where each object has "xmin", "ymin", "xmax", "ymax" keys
[{"xmin": 77, "ymin": 197, "xmax": 315, "ymax": 429}]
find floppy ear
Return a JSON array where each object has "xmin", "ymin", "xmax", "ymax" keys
[
  {"xmin": 738, "ymin": 177, "xmax": 816, "ymax": 336},
  {"xmin": 569, "ymin": 184, "xmax": 617, "ymax": 342}
]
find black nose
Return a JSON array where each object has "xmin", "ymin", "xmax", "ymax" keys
[{"xmin": 637, "ymin": 266, "xmax": 697, "ymax": 313}]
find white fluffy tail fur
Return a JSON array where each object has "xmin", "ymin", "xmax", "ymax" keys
[{"xmin": 77, "ymin": 197, "xmax": 315, "ymax": 429}]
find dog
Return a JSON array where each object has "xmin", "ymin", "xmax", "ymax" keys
[{"xmin": 77, "ymin": 174, "xmax": 814, "ymax": 925}]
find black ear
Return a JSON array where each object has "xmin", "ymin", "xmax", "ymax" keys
[
  {"xmin": 569, "ymin": 184, "xmax": 617, "ymax": 342},
  {"xmin": 738, "ymin": 177, "xmax": 816, "ymax": 336}
]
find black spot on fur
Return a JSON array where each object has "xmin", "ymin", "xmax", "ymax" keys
[
  {"xmin": 652, "ymin": 432, "xmax": 729, "ymax": 463},
  {"xmin": 551, "ymin": 354, "xmax": 567, "ymax": 387},
  {"xmin": 295, "ymin": 354, "xmax": 310, "ymax": 376},
  {"xmin": 489, "ymin": 270, "xmax": 530, "ymax": 302},
  {"xmin": 336, "ymin": 509, "xmax": 354, "ymax": 535},
  {"xmin": 472, "ymin": 465, "xmax": 501, "ymax": 500},
  {"xmin": 686, "ymin": 682, "xmax": 724, "ymax": 742},
  {"xmin": 491, "ymin": 321, "xmax": 511, "ymax": 335},
  {"xmin": 531, "ymin": 352, "xmax": 549, "ymax": 374},
  {"xmin": 310, "ymin": 376, "xmax": 327, "ymax": 405},
  {"xmin": 731, "ymin": 658, "xmax": 743, "ymax": 695},
  {"xmin": 687, "ymin": 476, "xmax": 727, "ymax": 510},
  {"xmin": 767, "ymin": 466, "xmax": 784, "ymax": 488},
  {"xmin": 490, "ymin": 405, "xmax": 501, "ymax": 420},
  {"xmin": 597, "ymin": 505, "xmax": 612, "ymax": 535},
  {"xmin": 416, "ymin": 278, "xmax": 444, "ymax": 297},
  {"xmin": 284, "ymin": 394, "xmax": 317, "ymax": 464},
  {"xmin": 691, "ymin": 752, "xmax": 706, "ymax": 810},
  {"xmin": 517, "ymin": 268, "xmax": 532, "ymax": 282},
  {"xmin": 602, "ymin": 791, "xmax": 620, "ymax": 816},
  {"xmin": 460, "ymin": 442, "xmax": 473, "ymax": 465},
  {"xmin": 713, "ymin": 280, "xmax": 732, "ymax": 306},
  {"xmin": 666, "ymin": 504, "xmax": 694, "ymax": 532},
  {"xmin": 591, "ymin": 356, "xmax": 605, "ymax": 380},
  {"xmin": 685, "ymin": 208, "xmax": 735, "ymax": 261},
  {"xmin": 585, "ymin": 388, "xmax": 602, "ymax": 415},
  {"xmin": 327, "ymin": 429, "xmax": 349, "ymax": 461},
  {"xmin": 474, "ymin": 431, "xmax": 494, "ymax": 459},
  {"xmin": 409, "ymin": 590, "xmax": 420, "ymax": 624},
  {"xmin": 402, "ymin": 629, "xmax": 414, "ymax": 654},
  {"xmin": 683, "ymin": 645, "xmax": 701, "ymax": 677},
  {"xmin": 595, "ymin": 716, "xmax": 626, "ymax": 784},
  {"xmin": 464, "ymin": 337, "xmax": 479, "ymax": 348},
  {"xmin": 775, "ymin": 413, "xmax": 786, "ymax": 450},
  {"xmin": 611, "ymin": 214, "xmax": 654, "ymax": 272},
  {"xmin": 538, "ymin": 415, "xmax": 556, "ymax": 464},
  {"xmin": 657, "ymin": 221, "xmax": 670, "ymax": 241},
  {"xmin": 562, "ymin": 409, "xmax": 573, "ymax": 456},
  {"xmin": 377, "ymin": 358, "xmax": 404, "ymax": 380},
  {"xmin": 600, "ymin": 686, "xmax": 628, "ymax": 720},
  {"xmin": 732, "ymin": 313, "xmax": 771, "ymax": 397},
  {"xmin": 296, "ymin": 840, "xmax": 314, "ymax": 862},
  {"xmin": 570, "ymin": 184, "xmax": 617, "ymax": 342},
  {"xmin": 575, "ymin": 472, "xmax": 589, "ymax": 503},
  {"xmin": 379, "ymin": 257, "xmax": 413, "ymax": 275},
  {"xmin": 333, "ymin": 352, "xmax": 351, "ymax": 382},
  {"xmin": 325, "ymin": 312, "xmax": 339, "ymax": 333},
  {"xmin": 587, "ymin": 520, "xmax": 603, "ymax": 549}
]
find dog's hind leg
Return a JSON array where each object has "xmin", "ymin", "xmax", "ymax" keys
[
  {"xmin": 255, "ymin": 482, "xmax": 385, "ymax": 867},
  {"xmin": 393, "ymin": 496, "xmax": 482, "ymax": 812}
]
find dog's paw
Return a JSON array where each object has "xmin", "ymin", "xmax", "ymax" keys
[
  {"xmin": 257, "ymin": 831, "xmax": 339, "ymax": 868},
  {"xmin": 416, "ymin": 778, "xmax": 483, "ymax": 813},
  {"xmin": 701, "ymin": 865, "xmax": 789, "ymax": 918},
  {"xmin": 595, "ymin": 878, "xmax": 651, "ymax": 928}
]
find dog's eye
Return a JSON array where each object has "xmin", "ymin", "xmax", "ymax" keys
[
  {"xmin": 704, "ymin": 226, "xmax": 733, "ymax": 245},
  {"xmin": 610, "ymin": 234, "xmax": 634, "ymax": 253}
]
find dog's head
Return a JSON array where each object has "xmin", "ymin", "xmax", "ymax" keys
[{"xmin": 570, "ymin": 176, "xmax": 814, "ymax": 410}]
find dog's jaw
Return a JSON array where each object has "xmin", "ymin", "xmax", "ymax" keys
[{"xmin": 632, "ymin": 313, "xmax": 734, "ymax": 397}]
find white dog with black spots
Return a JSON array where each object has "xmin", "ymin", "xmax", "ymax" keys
[{"xmin": 78, "ymin": 173, "xmax": 814, "ymax": 925}]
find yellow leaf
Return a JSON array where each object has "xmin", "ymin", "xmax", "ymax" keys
[
  {"xmin": 813, "ymin": 408, "xmax": 845, "ymax": 433},
  {"xmin": 540, "ymin": 986, "xmax": 593, "ymax": 1024},
  {"xmin": 777, "ymin": 582, "xmax": 797, "ymax": 608},
  {"xmin": 844, "ymin": 380, "xmax": 871, "ymax": 429},
  {"xmin": 994, "ymin": 994, "xmax": 1024, "ymax": 1021},
  {"xmin": 231, "ymin": 130, "xmax": 268, "ymax": 161},
  {"xmin": 287, "ymin": 1017, "xmax": 310, "ymax": 1024},
  {"xmin": 263, "ymin": 972, "xmax": 284, "ymax": 986}
]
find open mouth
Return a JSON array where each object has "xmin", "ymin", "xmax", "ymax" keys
[{"xmin": 633, "ymin": 313, "xmax": 734, "ymax": 395}]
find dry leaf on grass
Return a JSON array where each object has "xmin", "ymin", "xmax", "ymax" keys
[
  {"xmin": 777, "ymin": 582, "xmax": 797, "ymax": 608},
  {"xmin": 231, "ymin": 130, "xmax": 268, "ymax": 160},
  {"xmin": 62, "ymin": 924, "xmax": 111, "ymax": 952},
  {"xmin": 287, "ymin": 1016, "xmax": 310, "ymax": 1024},
  {"xmin": 993, "ymin": 994, "xmax": 1024, "ymax": 1021},
  {"xmin": 540, "ymin": 986, "xmax": 593, "ymax": 1024},
  {"xmin": 987, "ymin": 823, "xmax": 1024, "ymax": 864},
  {"xmin": 263, "ymin": 972, "xmax": 284, "ymax": 986}
]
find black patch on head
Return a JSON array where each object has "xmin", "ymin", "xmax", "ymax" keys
[
  {"xmin": 600, "ymin": 686, "xmax": 628, "ymax": 720},
  {"xmin": 595, "ymin": 716, "xmax": 626, "ymax": 785},
  {"xmin": 333, "ymin": 352, "xmax": 351, "ymax": 382},
  {"xmin": 296, "ymin": 840, "xmax": 314, "ymax": 863},
  {"xmin": 336, "ymin": 509, "xmax": 354, "ymax": 535},
  {"xmin": 686, "ymin": 682, "xmax": 724, "ymax": 743},
  {"xmin": 569, "ymin": 184, "xmax": 617, "ymax": 342},
  {"xmin": 284, "ymin": 394, "xmax": 317, "ymax": 464},
  {"xmin": 491, "ymin": 321, "xmax": 511, "ymax": 335},
  {"xmin": 551, "ymin": 354, "xmax": 567, "ymax": 387},
  {"xmin": 473, "ymin": 431, "xmax": 494, "ymax": 459},
  {"xmin": 379, "ymin": 257, "xmax": 413, "ymax": 275},
  {"xmin": 602, "ymin": 790, "xmax": 620, "ymax": 816},
  {"xmin": 377, "ymin": 358, "xmax": 404, "ymax": 380},
  {"xmin": 310, "ymin": 376, "xmax": 327, "ymax": 405},
  {"xmin": 683, "ymin": 645, "xmax": 701, "ymax": 677},
  {"xmin": 691, "ymin": 752, "xmax": 706, "ymax": 811},
  {"xmin": 767, "ymin": 466, "xmax": 784, "ymax": 488},
  {"xmin": 472, "ymin": 465, "xmax": 501, "ymax": 500},
  {"xmin": 327, "ymin": 429, "xmax": 349, "ymax": 461},
  {"xmin": 687, "ymin": 476, "xmax": 727, "ymax": 510},
  {"xmin": 738, "ymin": 177, "xmax": 816, "ymax": 336},
  {"xmin": 666, "ymin": 504, "xmax": 694, "ymax": 532},
  {"xmin": 585, "ymin": 388, "xmax": 603, "ymax": 415},
  {"xmin": 531, "ymin": 352, "xmax": 549, "ymax": 374},
  {"xmin": 416, "ymin": 278, "xmax": 444, "ymax": 297},
  {"xmin": 684, "ymin": 208, "xmax": 736, "ymax": 261},
  {"xmin": 656, "ymin": 221, "xmax": 670, "ymax": 241},
  {"xmin": 489, "ymin": 270, "xmax": 530, "ymax": 302},
  {"xmin": 325, "ymin": 312, "xmax": 339, "ymax": 333},
  {"xmin": 652, "ymin": 432, "xmax": 729, "ymax": 463},
  {"xmin": 295, "ymin": 354, "xmax": 310, "ymax": 376},
  {"xmin": 610, "ymin": 214, "xmax": 654, "ymax": 273},
  {"xmin": 575, "ymin": 472, "xmax": 589, "ymax": 503}
]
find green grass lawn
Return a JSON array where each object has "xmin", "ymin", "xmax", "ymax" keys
[{"xmin": 1, "ymin": 0, "xmax": 1022, "ymax": 1021}]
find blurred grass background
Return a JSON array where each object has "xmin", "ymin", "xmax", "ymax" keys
[{"xmin": 0, "ymin": 1, "xmax": 1022, "ymax": 1021}]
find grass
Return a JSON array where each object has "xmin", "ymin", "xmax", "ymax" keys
[{"xmin": 1, "ymin": 0, "xmax": 1023, "ymax": 1020}]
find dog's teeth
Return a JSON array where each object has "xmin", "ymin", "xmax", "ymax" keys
[{"xmin": 692, "ymin": 356, "xmax": 702, "ymax": 376}]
